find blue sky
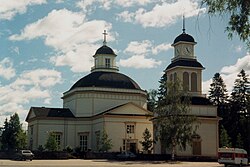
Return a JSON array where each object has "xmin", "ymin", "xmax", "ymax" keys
[{"xmin": 0, "ymin": 0, "xmax": 249, "ymax": 127}]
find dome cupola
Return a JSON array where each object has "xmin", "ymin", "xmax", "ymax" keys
[{"xmin": 91, "ymin": 30, "xmax": 119, "ymax": 72}]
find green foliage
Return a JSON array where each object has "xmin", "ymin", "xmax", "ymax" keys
[
  {"xmin": 139, "ymin": 128, "xmax": 153, "ymax": 153},
  {"xmin": 37, "ymin": 145, "xmax": 45, "ymax": 152},
  {"xmin": 98, "ymin": 129, "xmax": 112, "ymax": 152},
  {"xmin": 45, "ymin": 132, "xmax": 59, "ymax": 151},
  {"xmin": 208, "ymin": 73, "xmax": 229, "ymax": 106},
  {"xmin": 64, "ymin": 145, "xmax": 73, "ymax": 153},
  {"xmin": 147, "ymin": 89, "xmax": 157, "ymax": 112},
  {"xmin": 219, "ymin": 125, "xmax": 232, "ymax": 147},
  {"xmin": 1, "ymin": 113, "xmax": 27, "ymax": 151},
  {"xmin": 235, "ymin": 133, "xmax": 244, "ymax": 148},
  {"xmin": 202, "ymin": 0, "xmax": 250, "ymax": 48},
  {"xmin": 229, "ymin": 69, "xmax": 249, "ymax": 152},
  {"xmin": 155, "ymin": 79, "xmax": 197, "ymax": 160}
]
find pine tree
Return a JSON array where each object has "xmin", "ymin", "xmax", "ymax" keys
[
  {"xmin": 208, "ymin": 73, "xmax": 229, "ymax": 106},
  {"xmin": 99, "ymin": 129, "xmax": 112, "ymax": 152},
  {"xmin": 157, "ymin": 72, "xmax": 168, "ymax": 101},
  {"xmin": 229, "ymin": 69, "xmax": 250, "ymax": 152},
  {"xmin": 219, "ymin": 125, "xmax": 232, "ymax": 147},
  {"xmin": 235, "ymin": 133, "xmax": 244, "ymax": 148},
  {"xmin": 155, "ymin": 78, "xmax": 197, "ymax": 160},
  {"xmin": 1, "ymin": 113, "xmax": 26, "ymax": 151},
  {"xmin": 139, "ymin": 128, "xmax": 153, "ymax": 153},
  {"xmin": 147, "ymin": 89, "xmax": 157, "ymax": 112},
  {"xmin": 45, "ymin": 132, "xmax": 59, "ymax": 151}
]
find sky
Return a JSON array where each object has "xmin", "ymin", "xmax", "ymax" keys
[{"xmin": 0, "ymin": 0, "xmax": 249, "ymax": 127}]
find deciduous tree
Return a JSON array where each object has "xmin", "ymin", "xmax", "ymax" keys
[
  {"xmin": 155, "ymin": 79, "xmax": 197, "ymax": 160},
  {"xmin": 202, "ymin": 0, "xmax": 250, "ymax": 48}
]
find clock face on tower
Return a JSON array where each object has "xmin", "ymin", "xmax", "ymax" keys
[{"xmin": 183, "ymin": 45, "xmax": 192, "ymax": 56}]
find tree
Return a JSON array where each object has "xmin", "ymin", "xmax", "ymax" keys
[
  {"xmin": 202, "ymin": 0, "xmax": 250, "ymax": 48},
  {"xmin": 1, "ymin": 113, "xmax": 27, "ymax": 151},
  {"xmin": 208, "ymin": 73, "xmax": 229, "ymax": 106},
  {"xmin": 45, "ymin": 132, "xmax": 59, "ymax": 151},
  {"xmin": 139, "ymin": 128, "xmax": 153, "ymax": 153},
  {"xmin": 219, "ymin": 125, "xmax": 232, "ymax": 147},
  {"xmin": 98, "ymin": 129, "xmax": 112, "ymax": 152},
  {"xmin": 229, "ymin": 69, "xmax": 249, "ymax": 151},
  {"xmin": 235, "ymin": 133, "xmax": 244, "ymax": 148},
  {"xmin": 147, "ymin": 89, "xmax": 157, "ymax": 112},
  {"xmin": 155, "ymin": 79, "xmax": 197, "ymax": 160}
]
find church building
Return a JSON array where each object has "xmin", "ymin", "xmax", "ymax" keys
[
  {"xmin": 153, "ymin": 25, "xmax": 220, "ymax": 158},
  {"xmin": 26, "ymin": 31, "xmax": 153, "ymax": 153}
]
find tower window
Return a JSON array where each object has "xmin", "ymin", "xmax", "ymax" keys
[
  {"xmin": 191, "ymin": 72, "xmax": 197, "ymax": 92},
  {"xmin": 105, "ymin": 58, "xmax": 110, "ymax": 68},
  {"xmin": 183, "ymin": 72, "xmax": 189, "ymax": 91}
]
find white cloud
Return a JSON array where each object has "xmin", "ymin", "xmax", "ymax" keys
[
  {"xmin": 119, "ymin": 55, "xmax": 161, "ymax": 69},
  {"xmin": 0, "ymin": 68, "xmax": 62, "ymax": 125},
  {"xmin": 203, "ymin": 53, "xmax": 250, "ymax": 94},
  {"xmin": 124, "ymin": 40, "xmax": 152, "ymax": 55},
  {"xmin": 9, "ymin": 9, "xmax": 113, "ymax": 73},
  {"xmin": 76, "ymin": 0, "xmax": 153, "ymax": 12},
  {"xmin": 152, "ymin": 43, "xmax": 172, "ymax": 55},
  {"xmin": 0, "ymin": 58, "xmax": 16, "ymax": 80},
  {"xmin": 117, "ymin": 0, "xmax": 206, "ymax": 28},
  {"xmin": 119, "ymin": 40, "xmax": 171, "ymax": 68},
  {"xmin": 0, "ymin": 0, "xmax": 47, "ymax": 20}
]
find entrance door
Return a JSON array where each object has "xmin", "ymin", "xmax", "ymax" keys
[{"xmin": 129, "ymin": 143, "xmax": 136, "ymax": 153}]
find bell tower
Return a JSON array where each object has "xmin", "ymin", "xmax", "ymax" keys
[{"xmin": 166, "ymin": 18, "xmax": 204, "ymax": 96}]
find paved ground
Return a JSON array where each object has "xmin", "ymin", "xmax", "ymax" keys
[{"xmin": 0, "ymin": 159, "xmax": 229, "ymax": 167}]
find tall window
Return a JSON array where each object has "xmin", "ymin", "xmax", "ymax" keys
[
  {"xmin": 191, "ymin": 72, "xmax": 197, "ymax": 92},
  {"xmin": 126, "ymin": 124, "xmax": 135, "ymax": 134},
  {"xmin": 80, "ymin": 135, "xmax": 88, "ymax": 151},
  {"xmin": 183, "ymin": 72, "xmax": 189, "ymax": 91},
  {"xmin": 105, "ymin": 58, "xmax": 110, "ymax": 68},
  {"xmin": 174, "ymin": 72, "xmax": 177, "ymax": 82},
  {"xmin": 95, "ymin": 131, "xmax": 100, "ymax": 151},
  {"xmin": 54, "ymin": 134, "xmax": 61, "ymax": 147}
]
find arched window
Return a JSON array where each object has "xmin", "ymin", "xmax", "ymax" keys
[
  {"xmin": 170, "ymin": 74, "xmax": 173, "ymax": 82},
  {"xmin": 183, "ymin": 72, "xmax": 189, "ymax": 91},
  {"xmin": 174, "ymin": 73, "xmax": 177, "ymax": 82},
  {"xmin": 191, "ymin": 72, "xmax": 197, "ymax": 92}
]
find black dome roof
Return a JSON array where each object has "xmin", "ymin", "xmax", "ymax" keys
[
  {"xmin": 166, "ymin": 59, "xmax": 204, "ymax": 70},
  {"xmin": 95, "ymin": 45, "xmax": 115, "ymax": 55},
  {"xmin": 173, "ymin": 33, "xmax": 195, "ymax": 44},
  {"xmin": 70, "ymin": 71, "xmax": 141, "ymax": 90}
]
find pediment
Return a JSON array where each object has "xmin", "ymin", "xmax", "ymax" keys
[{"xmin": 104, "ymin": 102, "xmax": 152, "ymax": 116}]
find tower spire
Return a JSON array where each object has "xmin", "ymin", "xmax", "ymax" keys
[
  {"xmin": 103, "ymin": 30, "xmax": 107, "ymax": 45},
  {"xmin": 182, "ymin": 15, "xmax": 185, "ymax": 34}
]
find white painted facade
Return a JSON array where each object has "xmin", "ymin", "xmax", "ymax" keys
[
  {"xmin": 26, "ymin": 38, "xmax": 153, "ymax": 153},
  {"xmin": 153, "ymin": 29, "xmax": 220, "ymax": 158}
]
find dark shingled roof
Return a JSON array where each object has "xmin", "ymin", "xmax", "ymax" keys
[
  {"xmin": 191, "ymin": 96, "xmax": 213, "ymax": 105},
  {"xmin": 26, "ymin": 107, "xmax": 74, "ymax": 121},
  {"xmin": 166, "ymin": 59, "xmax": 204, "ymax": 70},
  {"xmin": 174, "ymin": 33, "xmax": 195, "ymax": 44},
  {"xmin": 70, "ymin": 71, "xmax": 141, "ymax": 91},
  {"xmin": 95, "ymin": 45, "xmax": 115, "ymax": 55}
]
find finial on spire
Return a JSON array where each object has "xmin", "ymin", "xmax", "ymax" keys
[
  {"xmin": 182, "ymin": 15, "xmax": 186, "ymax": 34},
  {"xmin": 103, "ymin": 30, "xmax": 107, "ymax": 45}
]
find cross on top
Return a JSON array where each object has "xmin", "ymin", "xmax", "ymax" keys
[
  {"xmin": 103, "ymin": 30, "xmax": 108, "ymax": 45},
  {"xmin": 182, "ymin": 15, "xmax": 186, "ymax": 34}
]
